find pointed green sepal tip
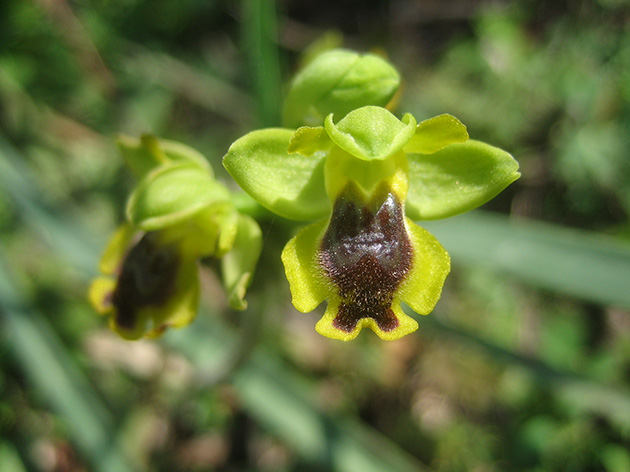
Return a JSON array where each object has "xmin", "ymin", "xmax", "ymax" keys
[
  {"xmin": 325, "ymin": 106, "xmax": 417, "ymax": 161},
  {"xmin": 126, "ymin": 163, "xmax": 231, "ymax": 231},
  {"xmin": 223, "ymin": 128, "xmax": 330, "ymax": 221},
  {"xmin": 405, "ymin": 140, "xmax": 521, "ymax": 220},
  {"xmin": 282, "ymin": 49, "xmax": 400, "ymax": 128}
]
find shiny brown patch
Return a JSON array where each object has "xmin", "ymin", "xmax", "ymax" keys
[{"xmin": 319, "ymin": 183, "xmax": 412, "ymax": 333}]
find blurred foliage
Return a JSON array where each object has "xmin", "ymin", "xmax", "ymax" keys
[{"xmin": 1, "ymin": 0, "xmax": 630, "ymax": 471}]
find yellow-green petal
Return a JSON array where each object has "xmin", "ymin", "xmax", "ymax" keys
[
  {"xmin": 404, "ymin": 114, "xmax": 469, "ymax": 154},
  {"xmin": 397, "ymin": 218, "xmax": 451, "ymax": 314},
  {"xmin": 281, "ymin": 219, "xmax": 329, "ymax": 313},
  {"xmin": 224, "ymin": 128, "xmax": 329, "ymax": 221},
  {"xmin": 221, "ymin": 214, "xmax": 262, "ymax": 311},
  {"xmin": 98, "ymin": 224, "xmax": 136, "ymax": 275},
  {"xmin": 117, "ymin": 134, "xmax": 211, "ymax": 178},
  {"xmin": 88, "ymin": 276, "xmax": 116, "ymax": 315},
  {"xmin": 315, "ymin": 300, "xmax": 418, "ymax": 341}
]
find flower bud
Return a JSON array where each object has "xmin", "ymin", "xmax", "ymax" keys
[{"xmin": 282, "ymin": 49, "xmax": 400, "ymax": 128}]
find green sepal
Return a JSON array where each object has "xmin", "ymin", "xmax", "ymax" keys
[
  {"xmin": 126, "ymin": 163, "xmax": 231, "ymax": 231},
  {"xmin": 405, "ymin": 140, "xmax": 521, "ymax": 220},
  {"xmin": 223, "ymin": 128, "xmax": 329, "ymax": 221},
  {"xmin": 404, "ymin": 114, "xmax": 469, "ymax": 154},
  {"xmin": 221, "ymin": 214, "xmax": 263, "ymax": 310},
  {"xmin": 288, "ymin": 126, "xmax": 332, "ymax": 156},
  {"xmin": 117, "ymin": 134, "xmax": 211, "ymax": 178},
  {"xmin": 282, "ymin": 49, "xmax": 400, "ymax": 128},
  {"xmin": 324, "ymin": 106, "xmax": 417, "ymax": 161}
]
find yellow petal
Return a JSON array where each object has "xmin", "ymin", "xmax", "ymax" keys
[
  {"xmin": 99, "ymin": 224, "xmax": 137, "ymax": 275},
  {"xmin": 88, "ymin": 276, "xmax": 116, "ymax": 315},
  {"xmin": 398, "ymin": 218, "xmax": 451, "ymax": 314},
  {"xmin": 281, "ymin": 219, "xmax": 330, "ymax": 313}
]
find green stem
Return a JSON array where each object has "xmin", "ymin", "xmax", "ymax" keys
[{"xmin": 242, "ymin": 0, "xmax": 283, "ymax": 127}]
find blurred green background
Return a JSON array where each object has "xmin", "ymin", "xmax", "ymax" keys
[{"xmin": 2, "ymin": 0, "xmax": 630, "ymax": 471}]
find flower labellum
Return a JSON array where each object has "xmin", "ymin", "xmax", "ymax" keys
[
  {"xmin": 89, "ymin": 228, "xmax": 200, "ymax": 340},
  {"xmin": 319, "ymin": 182, "xmax": 415, "ymax": 336},
  {"xmin": 90, "ymin": 136, "xmax": 262, "ymax": 339}
]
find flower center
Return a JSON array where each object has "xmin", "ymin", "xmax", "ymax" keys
[{"xmin": 319, "ymin": 183, "xmax": 412, "ymax": 332}]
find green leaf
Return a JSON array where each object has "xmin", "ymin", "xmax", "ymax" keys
[
  {"xmin": 221, "ymin": 214, "xmax": 263, "ymax": 310},
  {"xmin": 282, "ymin": 49, "xmax": 400, "ymax": 128},
  {"xmin": 126, "ymin": 164, "xmax": 230, "ymax": 231},
  {"xmin": 223, "ymin": 128, "xmax": 329, "ymax": 221},
  {"xmin": 117, "ymin": 134, "xmax": 211, "ymax": 178},
  {"xmin": 404, "ymin": 114, "xmax": 469, "ymax": 154},
  {"xmin": 0, "ymin": 251, "xmax": 134, "ymax": 472},
  {"xmin": 405, "ymin": 140, "xmax": 520, "ymax": 220},
  {"xmin": 242, "ymin": 0, "xmax": 282, "ymax": 126},
  {"xmin": 324, "ymin": 106, "xmax": 417, "ymax": 161},
  {"xmin": 0, "ymin": 444, "xmax": 27, "ymax": 472},
  {"xmin": 422, "ymin": 210, "xmax": 630, "ymax": 310},
  {"xmin": 167, "ymin": 317, "xmax": 431, "ymax": 472}
]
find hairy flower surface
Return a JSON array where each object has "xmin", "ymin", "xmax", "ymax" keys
[
  {"xmin": 225, "ymin": 103, "xmax": 519, "ymax": 341},
  {"xmin": 282, "ymin": 181, "xmax": 450, "ymax": 341}
]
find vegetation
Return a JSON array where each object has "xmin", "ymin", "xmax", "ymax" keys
[{"xmin": 1, "ymin": 1, "xmax": 630, "ymax": 471}]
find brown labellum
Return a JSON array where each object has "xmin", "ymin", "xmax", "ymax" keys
[
  {"xmin": 319, "ymin": 183, "xmax": 412, "ymax": 333},
  {"xmin": 112, "ymin": 233, "xmax": 179, "ymax": 329}
]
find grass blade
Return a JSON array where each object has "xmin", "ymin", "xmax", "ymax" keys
[
  {"xmin": 423, "ymin": 211, "xmax": 630, "ymax": 308},
  {"xmin": 0, "ymin": 249, "xmax": 133, "ymax": 472},
  {"xmin": 242, "ymin": 0, "xmax": 283, "ymax": 127}
]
